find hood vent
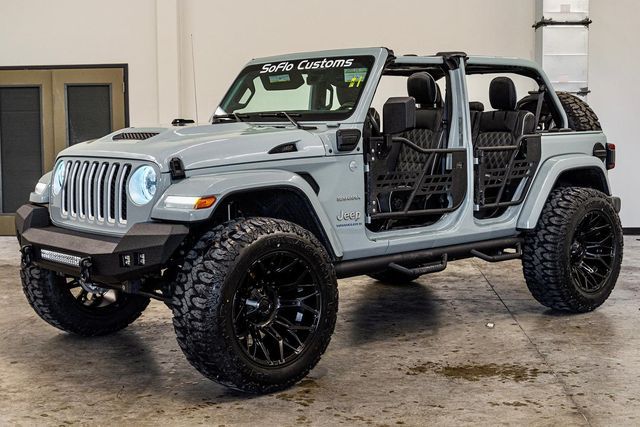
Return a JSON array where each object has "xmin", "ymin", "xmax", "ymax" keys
[
  {"xmin": 112, "ymin": 132, "xmax": 159, "ymax": 141},
  {"xmin": 268, "ymin": 142, "xmax": 298, "ymax": 154}
]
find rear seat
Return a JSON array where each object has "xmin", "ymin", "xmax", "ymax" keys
[{"xmin": 476, "ymin": 77, "xmax": 535, "ymax": 168}]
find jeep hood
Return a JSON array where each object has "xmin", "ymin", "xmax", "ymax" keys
[{"xmin": 58, "ymin": 123, "xmax": 328, "ymax": 172}]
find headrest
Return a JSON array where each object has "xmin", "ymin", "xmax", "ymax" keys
[
  {"xmin": 407, "ymin": 72, "xmax": 440, "ymax": 107},
  {"xmin": 489, "ymin": 77, "xmax": 517, "ymax": 111},
  {"xmin": 469, "ymin": 101, "xmax": 485, "ymax": 112},
  {"xmin": 336, "ymin": 85, "xmax": 359, "ymax": 106}
]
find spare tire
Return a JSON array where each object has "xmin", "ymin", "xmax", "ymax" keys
[
  {"xmin": 555, "ymin": 92, "xmax": 602, "ymax": 131},
  {"xmin": 517, "ymin": 91, "xmax": 602, "ymax": 132}
]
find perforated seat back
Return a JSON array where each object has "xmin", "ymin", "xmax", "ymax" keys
[{"xmin": 393, "ymin": 72, "xmax": 445, "ymax": 173}]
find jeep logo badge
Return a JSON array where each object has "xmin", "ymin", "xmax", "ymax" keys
[{"xmin": 337, "ymin": 210, "xmax": 361, "ymax": 221}]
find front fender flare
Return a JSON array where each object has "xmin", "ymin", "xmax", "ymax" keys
[
  {"xmin": 517, "ymin": 154, "xmax": 610, "ymax": 230},
  {"xmin": 151, "ymin": 169, "xmax": 343, "ymax": 257}
]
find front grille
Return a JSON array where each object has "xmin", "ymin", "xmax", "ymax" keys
[{"xmin": 60, "ymin": 160, "xmax": 131, "ymax": 224}]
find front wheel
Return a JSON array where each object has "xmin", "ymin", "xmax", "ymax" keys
[
  {"xmin": 171, "ymin": 217, "xmax": 338, "ymax": 393},
  {"xmin": 21, "ymin": 265, "xmax": 150, "ymax": 336},
  {"xmin": 522, "ymin": 187, "xmax": 623, "ymax": 312}
]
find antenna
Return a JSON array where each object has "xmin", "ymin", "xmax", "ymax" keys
[{"xmin": 190, "ymin": 33, "xmax": 199, "ymax": 124}]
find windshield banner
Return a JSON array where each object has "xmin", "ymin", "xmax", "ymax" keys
[{"xmin": 260, "ymin": 58, "xmax": 355, "ymax": 74}]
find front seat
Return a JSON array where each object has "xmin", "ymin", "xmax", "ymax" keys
[
  {"xmin": 378, "ymin": 72, "xmax": 446, "ymax": 213},
  {"xmin": 392, "ymin": 72, "xmax": 445, "ymax": 173}
]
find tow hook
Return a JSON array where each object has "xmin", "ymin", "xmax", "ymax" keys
[
  {"xmin": 20, "ymin": 245, "xmax": 33, "ymax": 267},
  {"xmin": 79, "ymin": 257, "xmax": 93, "ymax": 285}
]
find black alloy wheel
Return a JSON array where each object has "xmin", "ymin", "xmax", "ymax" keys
[
  {"xmin": 170, "ymin": 217, "xmax": 338, "ymax": 393},
  {"xmin": 232, "ymin": 250, "xmax": 322, "ymax": 367},
  {"xmin": 569, "ymin": 210, "xmax": 617, "ymax": 293},
  {"xmin": 522, "ymin": 187, "xmax": 623, "ymax": 313}
]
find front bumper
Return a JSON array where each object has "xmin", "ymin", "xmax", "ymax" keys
[{"xmin": 16, "ymin": 204, "xmax": 189, "ymax": 284}]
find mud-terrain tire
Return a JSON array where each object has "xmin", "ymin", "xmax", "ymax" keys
[
  {"xmin": 522, "ymin": 187, "xmax": 622, "ymax": 313},
  {"xmin": 368, "ymin": 269, "xmax": 419, "ymax": 285},
  {"xmin": 171, "ymin": 217, "xmax": 338, "ymax": 394},
  {"xmin": 556, "ymin": 92, "xmax": 602, "ymax": 131},
  {"xmin": 21, "ymin": 265, "xmax": 150, "ymax": 336}
]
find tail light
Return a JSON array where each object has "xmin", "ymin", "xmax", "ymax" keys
[{"xmin": 606, "ymin": 143, "xmax": 616, "ymax": 169}]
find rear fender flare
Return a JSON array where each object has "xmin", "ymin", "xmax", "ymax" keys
[{"xmin": 517, "ymin": 155, "xmax": 610, "ymax": 230}]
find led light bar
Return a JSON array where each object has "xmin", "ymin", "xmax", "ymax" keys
[{"xmin": 40, "ymin": 249, "xmax": 82, "ymax": 267}]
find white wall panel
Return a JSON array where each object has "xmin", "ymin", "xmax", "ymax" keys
[
  {"xmin": 589, "ymin": 0, "xmax": 640, "ymax": 227},
  {"xmin": 0, "ymin": 0, "xmax": 160, "ymax": 125}
]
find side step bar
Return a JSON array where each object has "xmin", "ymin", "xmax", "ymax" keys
[
  {"xmin": 388, "ymin": 254, "xmax": 448, "ymax": 276},
  {"xmin": 470, "ymin": 242, "xmax": 522, "ymax": 262},
  {"xmin": 334, "ymin": 237, "xmax": 522, "ymax": 279}
]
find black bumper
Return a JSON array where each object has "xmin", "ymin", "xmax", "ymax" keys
[{"xmin": 16, "ymin": 204, "xmax": 189, "ymax": 284}]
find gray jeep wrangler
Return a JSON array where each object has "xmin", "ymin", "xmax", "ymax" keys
[{"xmin": 16, "ymin": 48, "xmax": 622, "ymax": 393}]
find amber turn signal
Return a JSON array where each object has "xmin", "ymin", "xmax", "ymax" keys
[{"xmin": 195, "ymin": 195, "xmax": 216, "ymax": 209}]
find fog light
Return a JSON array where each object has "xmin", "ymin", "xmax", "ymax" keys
[
  {"xmin": 121, "ymin": 254, "xmax": 132, "ymax": 267},
  {"xmin": 136, "ymin": 253, "xmax": 146, "ymax": 266}
]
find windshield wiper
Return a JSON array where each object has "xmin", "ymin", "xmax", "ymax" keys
[
  {"xmin": 257, "ymin": 112, "xmax": 317, "ymax": 130},
  {"xmin": 212, "ymin": 113, "xmax": 248, "ymax": 123}
]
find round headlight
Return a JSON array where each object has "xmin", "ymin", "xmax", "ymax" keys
[
  {"xmin": 52, "ymin": 162, "xmax": 66, "ymax": 196},
  {"xmin": 128, "ymin": 165, "xmax": 157, "ymax": 205}
]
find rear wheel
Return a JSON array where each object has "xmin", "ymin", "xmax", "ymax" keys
[
  {"xmin": 171, "ymin": 217, "xmax": 338, "ymax": 393},
  {"xmin": 522, "ymin": 187, "xmax": 623, "ymax": 312},
  {"xmin": 21, "ymin": 265, "xmax": 150, "ymax": 336}
]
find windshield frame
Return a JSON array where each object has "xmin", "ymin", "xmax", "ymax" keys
[{"xmin": 215, "ymin": 54, "xmax": 377, "ymax": 123}]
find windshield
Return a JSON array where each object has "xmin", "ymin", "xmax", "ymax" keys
[{"xmin": 216, "ymin": 55, "xmax": 375, "ymax": 122}]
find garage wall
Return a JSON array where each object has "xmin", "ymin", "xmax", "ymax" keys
[
  {"xmin": 8, "ymin": 1, "xmax": 637, "ymax": 226},
  {"xmin": 0, "ymin": 0, "xmax": 161, "ymax": 125},
  {"xmin": 177, "ymin": 0, "xmax": 535, "ymax": 122},
  {"xmin": 0, "ymin": 0, "xmax": 536, "ymax": 140},
  {"xmin": 588, "ymin": 0, "xmax": 640, "ymax": 228}
]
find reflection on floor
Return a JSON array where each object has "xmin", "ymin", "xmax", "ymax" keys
[{"xmin": 0, "ymin": 237, "xmax": 638, "ymax": 425}]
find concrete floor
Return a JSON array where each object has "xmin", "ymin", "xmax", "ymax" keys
[{"xmin": 0, "ymin": 237, "xmax": 638, "ymax": 426}]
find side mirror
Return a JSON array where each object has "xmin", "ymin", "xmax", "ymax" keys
[{"xmin": 383, "ymin": 97, "xmax": 416, "ymax": 135}]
